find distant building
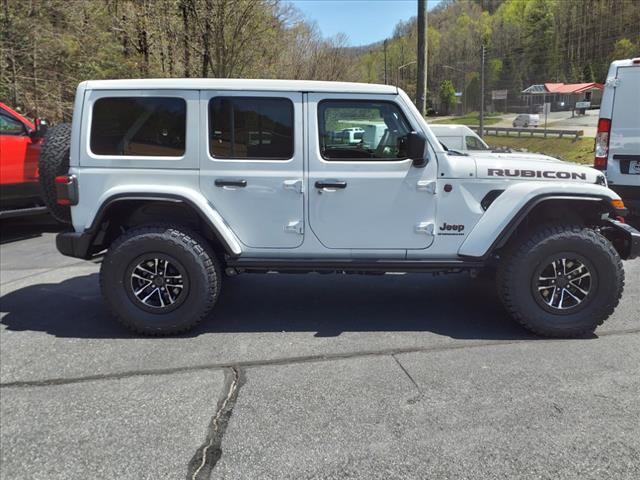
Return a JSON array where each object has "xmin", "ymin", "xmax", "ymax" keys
[{"xmin": 520, "ymin": 82, "xmax": 604, "ymax": 113}]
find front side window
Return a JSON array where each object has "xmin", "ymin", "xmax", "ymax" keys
[
  {"xmin": 209, "ymin": 97, "xmax": 293, "ymax": 159},
  {"xmin": 465, "ymin": 135, "xmax": 489, "ymax": 150},
  {"xmin": 90, "ymin": 97, "xmax": 186, "ymax": 156},
  {"xmin": 0, "ymin": 112, "xmax": 26, "ymax": 136},
  {"xmin": 318, "ymin": 100, "xmax": 412, "ymax": 161}
]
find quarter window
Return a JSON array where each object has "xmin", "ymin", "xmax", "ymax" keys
[
  {"xmin": 209, "ymin": 97, "xmax": 293, "ymax": 159},
  {"xmin": 90, "ymin": 97, "xmax": 186, "ymax": 156},
  {"xmin": 318, "ymin": 101, "xmax": 412, "ymax": 161}
]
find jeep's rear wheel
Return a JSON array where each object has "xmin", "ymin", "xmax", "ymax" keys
[
  {"xmin": 100, "ymin": 226, "xmax": 221, "ymax": 335},
  {"xmin": 497, "ymin": 224, "xmax": 624, "ymax": 337},
  {"xmin": 39, "ymin": 123, "xmax": 72, "ymax": 224}
]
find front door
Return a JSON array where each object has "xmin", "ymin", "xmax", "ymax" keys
[
  {"xmin": 307, "ymin": 94, "xmax": 437, "ymax": 250},
  {"xmin": 199, "ymin": 91, "xmax": 304, "ymax": 248}
]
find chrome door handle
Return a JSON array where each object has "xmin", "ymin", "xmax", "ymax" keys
[
  {"xmin": 315, "ymin": 181, "xmax": 347, "ymax": 189},
  {"xmin": 215, "ymin": 179, "xmax": 247, "ymax": 188}
]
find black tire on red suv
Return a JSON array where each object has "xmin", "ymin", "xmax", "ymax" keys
[
  {"xmin": 497, "ymin": 224, "xmax": 624, "ymax": 337},
  {"xmin": 39, "ymin": 123, "xmax": 72, "ymax": 223},
  {"xmin": 100, "ymin": 225, "xmax": 222, "ymax": 335}
]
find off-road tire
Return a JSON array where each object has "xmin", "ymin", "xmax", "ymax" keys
[
  {"xmin": 100, "ymin": 225, "xmax": 221, "ymax": 335},
  {"xmin": 497, "ymin": 224, "xmax": 624, "ymax": 337},
  {"xmin": 39, "ymin": 123, "xmax": 72, "ymax": 223}
]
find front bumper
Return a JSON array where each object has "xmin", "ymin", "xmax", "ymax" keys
[
  {"xmin": 56, "ymin": 231, "xmax": 93, "ymax": 259},
  {"xmin": 603, "ymin": 218, "xmax": 640, "ymax": 260}
]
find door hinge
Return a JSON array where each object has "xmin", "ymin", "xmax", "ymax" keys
[
  {"xmin": 416, "ymin": 180, "xmax": 436, "ymax": 194},
  {"xmin": 284, "ymin": 220, "xmax": 304, "ymax": 234},
  {"xmin": 284, "ymin": 179, "xmax": 304, "ymax": 193},
  {"xmin": 415, "ymin": 222, "xmax": 434, "ymax": 235},
  {"xmin": 606, "ymin": 77, "xmax": 620, "ymax": 88}
]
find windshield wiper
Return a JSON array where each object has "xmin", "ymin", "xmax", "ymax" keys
[
  {"xmin": 439, "ymin": 141, "xmax": 468, "ymax": 156},
  {"xmin": 446, "ymin": 148, "xmax": 468, "ymax": 156}
]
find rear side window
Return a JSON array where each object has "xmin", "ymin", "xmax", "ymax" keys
[
  {"xmin": 90, "ymin": 97, "xmax": 186, "ymax": 156},
  {"xmin": 318, "ymin": 100, "xmax": 412, "ymax": 161},
  {"xmin": 209, "ymin": 97, "xmax": 293, "ymax": 159}
]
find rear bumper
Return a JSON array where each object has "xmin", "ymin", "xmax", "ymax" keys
[
  {"xmin": 56, "ymin": 231, "xmax": 93, "ymax": 259},
  {"xmin": 603, "ymin": 218, "xmax": 640, "ymax": 260}
]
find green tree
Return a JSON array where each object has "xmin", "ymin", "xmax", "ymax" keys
[
  {"xmin": 612, "ymin": 38, "xmax": 637, "ymax": 60},
  {"xmin": 439, "ymin": 79, "xmax": 458, "ymax": 114},
  {"xmin": 522, "ymin": 0, "xmax": 556, "ymax": 82}
]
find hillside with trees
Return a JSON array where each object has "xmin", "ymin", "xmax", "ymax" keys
[{"xmin": 2, "ymin": 0, "xmax": 638, "ymax": 121}]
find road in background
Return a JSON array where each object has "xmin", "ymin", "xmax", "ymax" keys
[{"xmin": 1, "ymin": 216, "xmax": 638, "ymax": 479}]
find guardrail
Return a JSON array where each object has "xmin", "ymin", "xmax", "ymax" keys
[{"xmin": 471, "ymin": 126, "xmax": 584, "ymax": 140}]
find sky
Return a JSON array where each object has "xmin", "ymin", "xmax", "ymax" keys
[{"xmin": 289, "ymin": 0, "xmax": 441, "ymax": 46}]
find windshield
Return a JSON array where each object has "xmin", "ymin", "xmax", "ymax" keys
[{"xmin": 437, "ymin": 135, "xmax": 463, "ymax": 150}]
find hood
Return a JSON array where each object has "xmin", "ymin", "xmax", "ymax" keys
[
  {"xmin": 471, "ymin": 152, "xmax": 602, "ymax": 183},
  {"xmin": 468, "ymin": 151, "xmax": 563, "ymax": 163}
]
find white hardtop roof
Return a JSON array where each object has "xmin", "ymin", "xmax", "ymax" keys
[{"xmin": 81, "ymin": 78, "xmax": 398, "ymax": 94}]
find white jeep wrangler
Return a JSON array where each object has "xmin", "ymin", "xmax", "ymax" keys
[{"xmin": 41, "ymin": 79, "xmax": 639, "ymax": 337}]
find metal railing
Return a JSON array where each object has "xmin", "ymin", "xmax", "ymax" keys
[{"xmin": 470, "ymin": 126, "xmax": 584, "ymax": 140}]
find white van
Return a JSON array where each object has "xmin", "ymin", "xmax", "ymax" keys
[
  {"xmin": 428, "ymin": 124, "xmax": 489, "ymax": 152},
  {"xmin": 512, "ymin": 114, "xmax": 539, "ymax": 128},
  {"xmin": 596, "ymin": 58, "xmax": 640, "ymax": 219}
]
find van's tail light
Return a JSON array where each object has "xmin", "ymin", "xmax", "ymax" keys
[
  {"xmin": 55, "ymin": 175, "xmax": 78, "ymax": 206},
  {"xmin": 594, "ymin": 118, "xmax": 611, "ymax": 170}
]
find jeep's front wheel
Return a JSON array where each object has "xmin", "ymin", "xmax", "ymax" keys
[
  {"xmin": 100, "ymin": 226, "xmax": 221, "ymax": 335},
  {"xmin": 497, "ymin": 225, "xmax": 624, "ymax": 337}
]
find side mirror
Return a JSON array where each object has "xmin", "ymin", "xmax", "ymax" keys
[
  {"xmin": 30, "ymin": 118, "xmax": 49, "ymax": 139},
  {"xmin": 406, "ymin": 131, "xmax": 427, "ymax": 168}
]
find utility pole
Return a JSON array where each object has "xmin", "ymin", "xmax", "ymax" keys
[
  {"xmin": 416, "ymin": 0, "xmax": 427, "ymax": 116},
  {"xmin": 384, "ymin": 39, "xmax": 388, "ymax": 85},
  {"xmin": 479, "ymin": 44, "xmax": 485, "ymax": 137}
]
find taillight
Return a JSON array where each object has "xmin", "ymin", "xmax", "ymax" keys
[
  {"xmin": 594, "ymin": 118, "xmax": 611, "ymax": 170},
  {"xmin": 55, "ymin": 175, "xmax": 78, "ymax": 206}
]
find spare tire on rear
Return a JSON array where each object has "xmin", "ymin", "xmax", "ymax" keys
[{"xmin": 39, "ymin": 123, "xmax": 72, "ymax": 224}]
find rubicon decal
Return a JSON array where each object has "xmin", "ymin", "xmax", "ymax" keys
[
  {"xmin": 439, "ymin": 222, "xmax": 465, "ymax": 236},
  {"xmin": 488, "ymin": 168, "xmax": 587, "ymax": 180}
]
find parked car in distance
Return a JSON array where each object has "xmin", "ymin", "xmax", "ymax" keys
[
  {"xmin": 512, "ymin": 114, "xmax": 539, "ymax": 128},
  {"xmin": 595, "ymin": 57, "xmax": 640, "ymax": 221},
  {"xmin": 428, "ymin": 124, "xmax": 489, "ymax": 152},
  {"xmin": 0, "ymin": 102, "xmax": 48, "ymax": 218}
]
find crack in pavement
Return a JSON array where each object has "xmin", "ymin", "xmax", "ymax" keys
[
  {"xmin": 1, "ymin": 327, "xmax": 639, "ymax": 389},
  {"xmin": 187, "ymin": 367, "xmax": 242, "ymax": 480}
]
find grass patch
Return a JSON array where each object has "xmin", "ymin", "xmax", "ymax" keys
[
  {"xmin": 484, "ymin": 135, "xmax": 595, "ymax": 164},
  {"xmin": 432, "ymin": 113, "xmax": 501, "ymax": 126}
]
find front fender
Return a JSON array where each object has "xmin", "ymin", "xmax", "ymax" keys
[{"xmin": 458, "ymin": 182, "xmax": 620, "ymax": 258}]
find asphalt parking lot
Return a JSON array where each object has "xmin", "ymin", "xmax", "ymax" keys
[{"xmin": 1, "ymin": 215, "xmax": 639, "ymax": 479}]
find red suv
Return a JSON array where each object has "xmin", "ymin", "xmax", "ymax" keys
[{"xmin": 0, "ymin": 102, "xmax": 48, "ymax": 218}]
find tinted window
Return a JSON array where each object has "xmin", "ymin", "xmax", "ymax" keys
[
  {"xmin": 318, "ymin": 101, "xmax": 411, "ymax": 161},
  {"xmin": 209, "ymin": 97, "xmax": 293, "ymax": 159},
  {"xmin": 90, "ymin": 97, "xmax": 186, "ymax": 156},
  {"xmin": 0, "ymin": 112, "xmax": 26, "ymax": 135}
]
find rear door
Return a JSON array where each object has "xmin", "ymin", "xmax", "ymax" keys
[
  {"xmin": 608, "ymin": 65, "xmax": 640, "ymax": 186},
  {"xmin": 307, "ymin": 93, "xmax": 437, "ymax": 251},
  {"xmin": 199, "ymin": 91, "xmax": 304, "ymax": 248}
]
